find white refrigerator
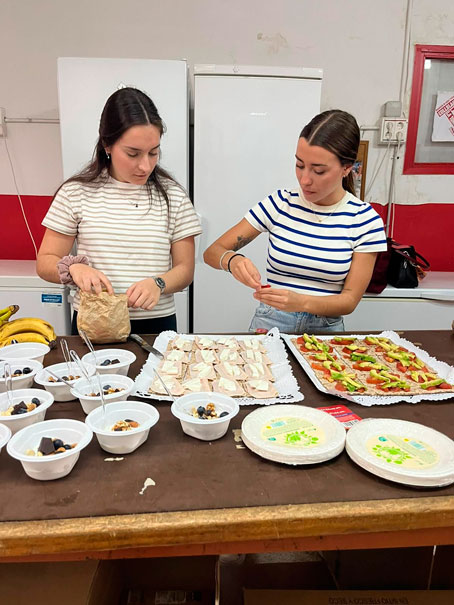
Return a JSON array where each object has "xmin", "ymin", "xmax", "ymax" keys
[
  {"xmin": 192, "ymin": 64, "xmax": 322, "ymax": 333},
  {"xmin": 57, "ymin": 57, "xmax": 190, "ymax": 331},
  {"xmin": 0, "ymin": 260, "xmax": 71, "ymax": 335}
]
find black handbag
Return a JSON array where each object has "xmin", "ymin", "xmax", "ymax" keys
[
  {"xmin": 366, "ymin": 238, "xmax": 430, "ymax": 292},
  {"xmin": 387, "ymin": 241, "xmax": 430, "ymax": 288}
]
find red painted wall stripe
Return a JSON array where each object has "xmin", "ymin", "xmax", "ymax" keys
[{"xmin": 0, "ymin": 195, "xmax": 452, "ymax": 271}]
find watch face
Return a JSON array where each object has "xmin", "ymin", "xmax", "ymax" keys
[{"xmin": 154, "ymin": 277, "xmax": 166, "ymax": 292}]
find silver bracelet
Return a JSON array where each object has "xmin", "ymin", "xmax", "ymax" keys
[{"xmin": 219, "ymin": 249, "xmax": 234, "ymax": 271}]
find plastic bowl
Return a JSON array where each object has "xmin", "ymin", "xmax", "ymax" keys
[
  {"xmin": 6, "ymin": 418, "xmax": 93, "ymax": 481},
  {"xmin": 0, "ymin": 423, "xmax": 12, "ymax": 453},
  {"xmin": 0, "ymin": 342, "xmax": 50, "ymax": 364},
  {"xmin": 0, "ymin": 388, "xmax": 54, "ymax": 435},
  {"xmin": 35, "ymin": 361, "xmax": 96, "ymax": 402},
  {"xmin": 171, "ymin": 392, "xmax": 240, "ymax": 441},
  {"xmin": 81, "ymin": 349, "xmax": 136, "ymax": 376},
  {"xmin": 0, "ymin": 359, "xmax": 43, "ymax": 393},
  {"xmin": 71, "ymin": 374, "xmax": 135, "ymax": 414},
  {"xmin": 85, "ymin": 400, "xmax": 159, "ymax": 454}
]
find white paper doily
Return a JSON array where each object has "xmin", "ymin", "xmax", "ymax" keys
[
  {"xmin": 282, "ymin": 331, "xmax": 454, "ymax": 407},
  {"xmin": 346, "ymin": 418, "xmax": 454, "ymax": 487},
  {"xmin": 133, "ymin": 329, "xmax": 304, "ymax": 405}
]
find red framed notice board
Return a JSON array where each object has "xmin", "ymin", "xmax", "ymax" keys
[{"xmin": 404, "ymin": 44, "xmax": 454, "ymax": 175}]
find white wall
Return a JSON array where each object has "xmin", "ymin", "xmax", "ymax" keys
[{"xmin": 0, "ymin": 0, "xmax": 453, "ymax": 203}]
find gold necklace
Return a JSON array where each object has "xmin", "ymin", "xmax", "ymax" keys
[{"xmin": 300, "ymin": 189, "xmax": 345, "ymax": 223}]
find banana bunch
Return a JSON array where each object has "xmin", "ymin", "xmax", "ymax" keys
[
  {"xmin": 0, "ymin": 316, "xmax": 57, "ymax": 348},
  {"xmin": 0, "ymin": 305, "xmax": 19, "ymax": 327}
]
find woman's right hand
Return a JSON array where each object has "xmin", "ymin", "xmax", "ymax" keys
[
  {"xmin": 69, "ymin": 264, "xmax": 114, "ymax": 295},
  {"xmin": 228, "ymin": 254, "xmax": 262, "ymax": 290}
]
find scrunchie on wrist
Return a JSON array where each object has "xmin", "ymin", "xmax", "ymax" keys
[{"xmin": 56, "ymin": 254, "xmax": 89, "ymax": 286}]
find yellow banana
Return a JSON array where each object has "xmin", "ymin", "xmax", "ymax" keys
[
  {"xmin": 0, "ymin": 305, "xmax": 20, "ymax": 325},
  {"xmin": 0, "ymin": 332, "xmax": 53, "ymax": 347},
  {"xmin": 0, "ymin": 317, "xmax": 56, "ymax": 343}
]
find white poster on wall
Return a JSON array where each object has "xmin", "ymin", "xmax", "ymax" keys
[{"xmin": 432, "ymin": 91, "xmax": 454, "ymax": 141}]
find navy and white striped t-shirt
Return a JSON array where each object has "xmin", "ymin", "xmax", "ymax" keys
[{"xmin": 245, "ymin": 189, "xmax": 387, "ymax": 296}]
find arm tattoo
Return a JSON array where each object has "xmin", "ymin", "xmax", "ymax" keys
[{"xmin": 233, "ymin": 235, "xmax": 253, "ymax": 252}]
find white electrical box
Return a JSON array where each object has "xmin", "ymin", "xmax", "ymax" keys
[{"xmin": 380, "ymin": 117, "xmax": 408, "ymax": 144}]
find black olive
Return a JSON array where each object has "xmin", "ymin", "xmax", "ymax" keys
[
  {"xmin": 23, "ymin": 367, "xmax": 32, "ymax": 374},
  {"xmin": 111, "ymin": 359, "xmax": 120, "ymax": 364}
]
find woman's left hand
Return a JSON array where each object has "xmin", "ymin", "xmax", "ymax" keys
[
  {"xmin": 126, "ymin": 278, "xmax": 161, "ymax": 310},
  {"xmin": 253, "ymin": 287, "xmax": 304, "ymax": 312}
]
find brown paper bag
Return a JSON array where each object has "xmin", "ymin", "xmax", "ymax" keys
[{"xmin": 77, "ymin": 291, "xmax": 131, "ymax": 343}]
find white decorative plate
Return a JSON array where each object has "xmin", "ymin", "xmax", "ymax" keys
[
  {"xmin": 241, "ymin": 404, "xmax": 346, "ymax": 465},
  {"xmin": 346, "ymin": 418, "xmax": 454, "ymax": 487}
]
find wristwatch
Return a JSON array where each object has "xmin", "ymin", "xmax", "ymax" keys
[{"xmin": 152, "ymin": 276, "xmax": 166, "ymax": 294}]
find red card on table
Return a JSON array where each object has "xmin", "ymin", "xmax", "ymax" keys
[{"xmin": 317, "ymin": 404, "xmax": 362, "ymax": 429}]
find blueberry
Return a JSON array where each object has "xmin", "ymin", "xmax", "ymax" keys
[
  {"xmin": 63, "ymin": 444, "xmax": 72, "ymax": 450},
  {"xmin": 14, "ymin": 408, "xmax": 28, "ymax": 415},
  {"xmin": 100, "ymin": 359, "xmax": 111, "ymax": 366},
  {"xmin": 103, "ymin": 385, "xmax": 111, "ymax": 390},
  {"xmin": 31, "ymin": 397, "xmax": 41, "ymax": 405},
  {"xmin": 220, "ymin": 411, "xmax": 229, "ymax": 418},
  {"xmin": 197, "ymin": 406, "xmax": 205, "ymax": 416},
  {"xmin": 62, "ymin": 375, "xmax": 69, "ymax": 381},
  {"xmin": 53, "ymin": 439, "xmax": 64, "ymax": 449},
  {"xmin": 125, "ymin": 419, "xmax": 133, "ymax": 423},
  {"xmin": 23, "ymin": 367, "xmax": 32, "ymax": 374},
  {"xmin": 13, "ymin": 369, "xmax": 22, "ymax": 375}
]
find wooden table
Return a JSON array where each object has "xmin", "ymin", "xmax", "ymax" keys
[{"xmin": 1, "ymin": 331, "xmax": 454, "ymax": 562}]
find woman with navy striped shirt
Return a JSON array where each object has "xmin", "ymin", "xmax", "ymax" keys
[{"xmin": 203, "ymin": 110, "xmax": 387, "ymax": 333}]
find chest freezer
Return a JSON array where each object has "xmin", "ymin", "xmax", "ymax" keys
[
  {"xmin": 0, "ymin": 260, "xmax": 71, "ymax": 335},
  {"xmin": 345, "ymin": 272, "xmax": 454, "ymax": 331}
]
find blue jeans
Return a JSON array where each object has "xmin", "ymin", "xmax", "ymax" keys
[{"xmin": 248, "ymin": 303, "xmax": 345, "ymax": 334}]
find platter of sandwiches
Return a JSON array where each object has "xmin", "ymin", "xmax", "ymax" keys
[
  {"xmin": 134, "ymin": 331, "xmax": 304, "ymax": 405},
  {"xmin": 283, "ymin": 331, "xmax": 454, "ymax": 406}
]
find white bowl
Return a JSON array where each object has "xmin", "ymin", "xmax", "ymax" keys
[
  {"xmin": 82, "ymin": 349, "xmax": 136, "ymax": 376},
  {"xmin": 35, "ymin": 361, "xmax": 96, "ymax": 402},
  {"xmin": 0, "ymin": 423, "xmax": 12, "ymax": 453},
  {"xmin": 71, "ymin": 374, "xmax": 135, "ymax": 414},
  {"xmin": 0, "ymin": 342, "xmax": 50, "ymax": 364},
  {"xmin": 0, "ymin": 359, "xmax": 43, "ymax": 392},
  {"xmin": 0, "ymin": 388, "xmax": 54, "ymax": 434},
  {"xmin": 6, "ymin": 418, "xmax": 93, "ymax": 481},
  {"xmin": 171, "ymin": 392, "xmax": 240, "ymax": 441},
  {"xmin": 85, "ymin": 400, "xmax": 159, "ymax": 454}
]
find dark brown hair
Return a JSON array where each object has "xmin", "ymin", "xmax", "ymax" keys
[
  {"xmin": 300, "ymin": 110, "xmax": 360, "ymax": 197},
  {"xmin": 59, "ymin": 87, "xmax": 180, "ymax": 205}
]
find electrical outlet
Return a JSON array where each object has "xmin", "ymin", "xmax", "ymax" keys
[
  {"xmin": 0, "ymin": 107, "xmax": 6, "ymax": 137},
  {"xmin": 380, "ymin": 117, "xmax": 407, "ymax": 144}
]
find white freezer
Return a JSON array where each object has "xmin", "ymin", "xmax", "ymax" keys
[
  {"xmin": 57, "ymin": 57, "xmax": 190, "ymax": 332},
  {"xmin": 344, "ymin": 272, "xmax": 454, "ymax": 331},
  {"xmin": 193, "ymin": 64, "xmax": 322, "ymax": 333},
  {"xmin": 0, "ymin": 260, "xmax": 71, "ymax": 335}
]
